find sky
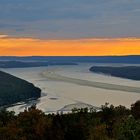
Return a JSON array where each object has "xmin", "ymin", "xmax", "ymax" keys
[{"xmin": 0, "ymin": 0, "xmax": 140, "ymax": 56}]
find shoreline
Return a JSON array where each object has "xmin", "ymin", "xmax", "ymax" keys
[{"xmin": 5, "ymin": 64, "xmax": 140, "ymax": 113}]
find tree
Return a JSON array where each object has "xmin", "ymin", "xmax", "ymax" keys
[
  {"xmin": 131, "ymin": 100, "xmax": 140, "ymax": 120},
  {"xmin": 116, "ymin": 116, "xmax": 140, "ymax": 140},
  {"xmin": 0, "ymin": 108, "xmax": 15, "ymax": 126}
]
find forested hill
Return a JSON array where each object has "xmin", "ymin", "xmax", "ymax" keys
[
  {"xmin": 90, "ymin": 66, "xmax": 140, "ymax": 80},
  {"xmin": 0, "ymin": 71, "xmax": 41, "ymax": 106}
]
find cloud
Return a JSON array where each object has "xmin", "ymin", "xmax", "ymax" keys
[
  {"xmin": 0, "ymin": 0, "xmax": 140, "ymax": 39},
  {"xmin": 132, "ymin": 8, "xmax": 140, "ymax": 12},
  {"xmin": 0, "ymin": 34, "xmax": 8, "ymax": 38}
]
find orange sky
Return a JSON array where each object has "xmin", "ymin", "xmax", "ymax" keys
[{"xmin": 0, "ymin": 36, "xmax": 140, "ymax": 56}]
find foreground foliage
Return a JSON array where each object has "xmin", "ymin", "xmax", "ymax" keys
[{"xmin": 0, "ymin": 101, "xmax": 140, "ymax": 140}]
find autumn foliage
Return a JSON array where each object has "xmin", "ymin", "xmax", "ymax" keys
[{"xmin": 0, "ymin": 101, "xmax": 140, "ymax": 140}]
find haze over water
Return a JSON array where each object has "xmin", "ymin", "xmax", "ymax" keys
[{"xmin": 2, "ymin": 63, "xmax": 140, "ymax": 114}]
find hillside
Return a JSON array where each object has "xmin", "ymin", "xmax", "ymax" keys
[
  {"xmin": 0, "ymin": 71, "xmax": 41, "ymax": 106},
  {"xmin": 90, "ymin": 66, "xmax": 140, "ymax": 80}
]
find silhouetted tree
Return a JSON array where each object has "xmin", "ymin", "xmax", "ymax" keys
[{"xmin": 131, "ymin": 100, "xmax": 140, "ymax": 120}]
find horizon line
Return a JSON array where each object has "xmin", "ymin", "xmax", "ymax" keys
[{"xmin": 0, "ymin": 55, "xmax": 140, "ymax": 57}]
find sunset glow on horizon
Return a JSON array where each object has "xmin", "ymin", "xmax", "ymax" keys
[{"xmin": 0, "ymin": 36, "xmax": 140, "ymax": 56}]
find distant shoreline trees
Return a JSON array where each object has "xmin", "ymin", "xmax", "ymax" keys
[{"xmin": 90, "ymin": 66, "xmax": 140, "ymax": 80}]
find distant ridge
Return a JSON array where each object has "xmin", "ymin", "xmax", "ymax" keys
[
  {"xmin": 0, "ymin": 61, "xmax": 77, "ymax": 68},
  {"xmin": 0, "ymin": 56, "xmax": 140, "ymax": 64}
]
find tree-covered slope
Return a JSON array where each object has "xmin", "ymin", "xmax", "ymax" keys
[
  {"xmin": 90, "ymin": 66, "xmax": 140, "ymax": 80},
  {"xmin": 0, "ymin": 71, "xmax": 41, "ymax": 106}
]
